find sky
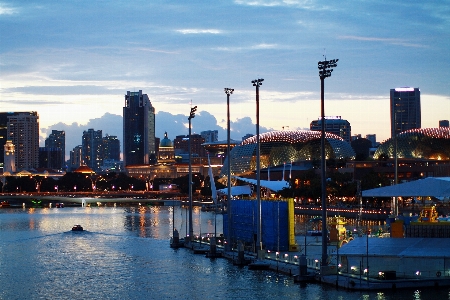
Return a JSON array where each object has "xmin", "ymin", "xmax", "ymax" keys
[{"xmin": 1, "ymin": 1, "xmax": 449, "ymax": 158}]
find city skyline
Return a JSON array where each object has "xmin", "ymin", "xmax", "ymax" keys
[{"xmin": 1, "ymin": 1, "xmax": 449, "ymax": 153}]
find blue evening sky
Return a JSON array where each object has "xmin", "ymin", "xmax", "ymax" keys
[{"xmin": 1, "ymin": 1, "xmax": 449, "ymax": 156}]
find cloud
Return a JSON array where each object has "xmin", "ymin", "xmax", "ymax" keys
[
  {"xmin": 6, "ymin": 85, "xmax": 124, "ymax": 95},
  {"xmin": 339, "ymin": 35, "xmax": 427, "ymax": 48},
  {"xmin": 0, "ymin": 4, "xmax": 17, "ymax": 15},
  {"xmin": 234, "ymin": 0, "xmax": 318, "ymax": 9},
  {"xmin": 176, "ymin": 29, "xmax": 223, "ymax": 34}
]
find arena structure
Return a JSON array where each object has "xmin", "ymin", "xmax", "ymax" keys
[
  {"xmin": 221, "ymin": 130, "xmax": 355, "ymax": 177},
  {"xmin": 374, "ymin": 128, "xmax": 450, "ymax": 160}
]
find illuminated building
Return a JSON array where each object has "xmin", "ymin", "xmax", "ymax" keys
[
  {"xmin": 390, "ymin": 87, "xmax": 421, "ymax": 138},
  {"xmin": 45, "ymin": 130, "xmax": 65, "ymax": 169},
  {"xmin": 221, "ymin": 130, "xmax": 355, "ymax": 177},
  {"xmin": 310, "ymin": 116, "xmax": 351, "ymax": 143}
]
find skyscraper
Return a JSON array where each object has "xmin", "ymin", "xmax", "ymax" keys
[
  {"xmin": 6, "ymin": 112, "xmax": 39, "ymax": 170},
  {"xmin": 310, "ymin": 116, "xmax": 351, "ymax": 143},
  {"xmin": 390, "ymin": 87, "xmax": 421, "ymax": 137},
  {"xmin": 45, "ymin": 130, "xmax": 65, "ymax": 169},
  {"xmin": 82, "ymin": 128, "xmax": 103, "ymax": 171},
  {"xmin": 123, "ymin": 90, "xmax": 155, "ymax": 166},
  {"xmin": 200, "ymin": 130, "xmax": 218, "ymax": 143},
  {"xmin": 102, "ymin": 134, "xmax": 120, "ymax": 161}
]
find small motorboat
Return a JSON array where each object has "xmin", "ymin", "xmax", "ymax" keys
[{"xmin": 72, "ymin": 224, "xmax": 84, "ymax": 231}]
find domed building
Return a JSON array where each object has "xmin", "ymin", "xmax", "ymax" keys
[
  {"xmin": 158, "ymin": 132, "xmax": 175, "ymax": 164},
  {"xmin": 221, "ymin": 130, "xmax": 355, "ymax": 177},
  {"xmin": 374, "ymin": 128, "xmax": 450, "ymax": 160}
]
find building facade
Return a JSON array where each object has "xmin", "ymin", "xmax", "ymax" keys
[
  {"xmin": 439, "ymin": 120, "xmax": 449, "ymax": 128},
  {"xmin": 123, "ymin": 90, "xmax": 156, "ymax": 166},
  {"xmin": 310, "ymin": 116, "xmax": 351, "ymax": 143},
  {"xmin": 45, "ymin": 130, "xmax": 65, "ymax": 169},
  {"xmin": 6, "ymin": 112, "xmax": 39, "ymax": 170},
  {"xmin": 102, "ymin": 134, "xmax": 120, "ymax": 161},
  {"xmin": 69, "ymin": 145, "xmax": 83, "ymax": 171},
  {"xmin": 173, "ymin": 134, "xmax": 206, "ymax": 158},
  {"xmin": 390, "ymin": 87, "xmax": 421, "ymax": 137},
  {"xmin": 82, "ymin": 129, "xmax": 103, "ymax": 171},
  {"xmin": 200, "ymin": 130, "xmax": 218, "ymax": 143}
]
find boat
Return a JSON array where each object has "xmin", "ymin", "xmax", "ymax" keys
[
  {"xmin": 72, "ymin": 224, "xmax": 84, "ymax": 231},
  {"xmin": 0, "ymin": 201, "xmax": 11, "ymax": 208}
]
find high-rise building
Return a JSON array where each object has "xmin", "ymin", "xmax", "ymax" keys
[
  {"xmin": 70, "ymin": 145, "xmax": 83, "ymax": 171},
  {"xmin": 310, "ymin": 116, "xmax": 351, "ymax": 143},
  {"xmin": 123, "ymin": 90, "xmax": 156, "ymax": 166},
  {"xmin": 82, "ymin": 128, "xmax": 103, "ymax": 171},
  {"xmin": 200, "ymin": 130, "xmax": 218, "ymax": 143},
  {"xmin": 6, "ymin": 112, "xmax": 39, "ymax": 170},
  {"xmin": 39, "ymin": 147, "xmax": 63, "ymax": 169},
  {"xmin": 174, "ymin": 134, "xmax": 206, "ymax": 157},
  {"xmin": 45, "ymin": 130, "xmax": 65, "ymax": 169},
  {"xmin": 102, "ymin": 134, "xmax": 120, "ymax": 161},
  {"xmin": 3, "ymin": 140, "xmax": 15, "ymax": 173},
  {"xmin": 390, "ymin": 87, "xmax": 421, "ymax": 137}
]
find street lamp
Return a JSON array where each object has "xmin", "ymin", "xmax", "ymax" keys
[
  {"xmin": 317, "ymin": 58, "xmax": 338, "ymax": 267},
  {"xmin": 188, "ymin": 105, "xmax": 197, "ymax": 244},
  {"xmin": 251, "ymin": 78, "xmax": 264, "ymax": 258},
  {"xmin": 224, "ymin": 87, "xmax": 234, "ymax": 251}
]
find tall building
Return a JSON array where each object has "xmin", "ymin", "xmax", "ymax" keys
[
  {"xmin": 123, "ymin": 90, "xmax": 156, "ymax": 166},
  {"xmin": 174, "ymin": 134, "xmax": 206, "ymax": 157},
  {"xmin": 39, "ymin": 147, "xmax": 63, "ymax": 169},
  {"xmin": 102, "ymin": 134, "xmax": 120, "ymax": 161},
  {"xmin": 200, "ymin": 130, "xmax": 218, "ymax": 143},
  {"xmin": 82, "ymin": 129, "xmax": 103, "ymax": 171},
  {"xmin": 45, "ymin": 130, "xmax": 65, "ymax": 169},
  {"xmin": 390, "ymin": 87, "xmax": 421, "ymax": 137},
  {"xmin": 6, "ymin": 112, "xmax": 39, "ymax": 170},
  {"xmin": 70, "ymin": 145, "xmax": 83, "ymax": 171},
  {"xmin": 310, "ymin": 116, "xmax": 351, "ymax": 143}
]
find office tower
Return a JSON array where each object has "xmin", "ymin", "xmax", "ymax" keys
[
  {"xmin": 439, "ymin": 120, "xmax": 449, "ymax": 128},
  {"xmin": 390, "ymin": 87, "xmax": 421, "ymax": 137},
  {"xmin": 123, "ymin": 90, "xmax": 156, "ymax": 166},
  {"xmin": 70, "ymin": 145, "xmax": 83, "ymax": 171},
  {"xmin": 200, "ymin": 130, "xmax": 218, "ymax": 143},
  {"xmin": 6, "ymin": 112, "xmax": 39, "ymax": 170},
  {"xmin": 45, "ymin": 130, "xmax": 65, "ymax": 169},
  {"xmin": 310, "ymin": 116, "xmax": 351, "ymax": 143},
  {"xmin": 102, "ymin": 134, "xmax": 121, "ymax": 161},
  {"xmin": 174, "ymin": 134, "xmax": 206, "ymax": 157},
  {"xmin": 82, "ymin": 128, "xmax": 103, "ymax": 171},
  {"xmin": 39, "ymin": 147, "xmax": 63, "ymax": 169}
]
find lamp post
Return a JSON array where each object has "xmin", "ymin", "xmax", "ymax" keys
[
  {"xmin": 317, "ymin": 58, "xmax": 338, "ymax": 267},
  {"xmin": 251, "ymin": 78, "xmax": 264, "ymax": 258},
  {"xmin": 224, "ymin": 87, "xmax": 234, "ymax": 251},
  {"xmin": 188, "ymin": 105, "xmax": 197, "ymax": 244}
]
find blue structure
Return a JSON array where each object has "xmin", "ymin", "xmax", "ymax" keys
[{"xmin": 223, "ymin": 199, "xmax": 289, "ymax": 251}]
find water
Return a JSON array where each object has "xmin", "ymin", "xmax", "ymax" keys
[{"xmin": 0, "ymin": 206, "xmax": 449, "ymax": 300}]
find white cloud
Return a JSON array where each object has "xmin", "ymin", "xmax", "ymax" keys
[
  {"xmin": 0, "ymin": 3, "xmax": 17, "ymax": 15},
  {"xmin": 176, "ymin": 29, "xmax": 223, "ymax": 34},
  {"xmin": 339, "ymin": 35, "xmax": 427, "ymax": 48}
]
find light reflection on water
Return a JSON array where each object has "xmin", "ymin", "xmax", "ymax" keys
[{"xmin": 0, "ymin": 206, "xmax": 448, "ymax": 300}]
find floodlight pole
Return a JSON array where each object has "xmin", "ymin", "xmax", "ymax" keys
[
  {"xmin": 252, "ymin": 78, "xmax": 264, "ymax": 258},
  {"xmin": 318, "ymin": 58, "xmax": 338, "ymax": 267},
  {"xmin": 188, "ymin": 105, "xmax": 197, "ymax": 244},
  {"xmin": 225, "ymin": 87, "xmax": 234, "ymax": 251}
]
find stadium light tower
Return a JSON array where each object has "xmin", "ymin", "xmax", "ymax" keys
[
  {"xmin": 251, "ymin": 78, "xmax": 264, "ymax": 259},
  {"xmin": 224, "ymin": 88, "xmax": 234, "ymax": 251},
  {"xmin": 317, "ymin": 58, "xmax": 338, "ymax": 267},
  {"xmin": 188, "ymin": 105, "xmax": 197, "ymax": 244}
]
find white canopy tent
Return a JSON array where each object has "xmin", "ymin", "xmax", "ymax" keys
[
  {"xmin": 232, "ymin": 176, "xmax": 290, "ymax": 192},
  {"xmin": 362, "ymin": 177, "xmax": 450, "ymax": 198},
  {"xmin": 217, "ymin": 185, "xmax": 252, "ymax": 196}
]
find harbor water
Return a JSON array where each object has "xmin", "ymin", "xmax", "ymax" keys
[{"xmin": 0, "ymin": 206, "xmax": 449, "ymax": 299}]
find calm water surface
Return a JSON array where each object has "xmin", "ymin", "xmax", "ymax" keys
[{"xmin": 0, "ymin": 206, "xmax": 449, "ymax": 300}]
